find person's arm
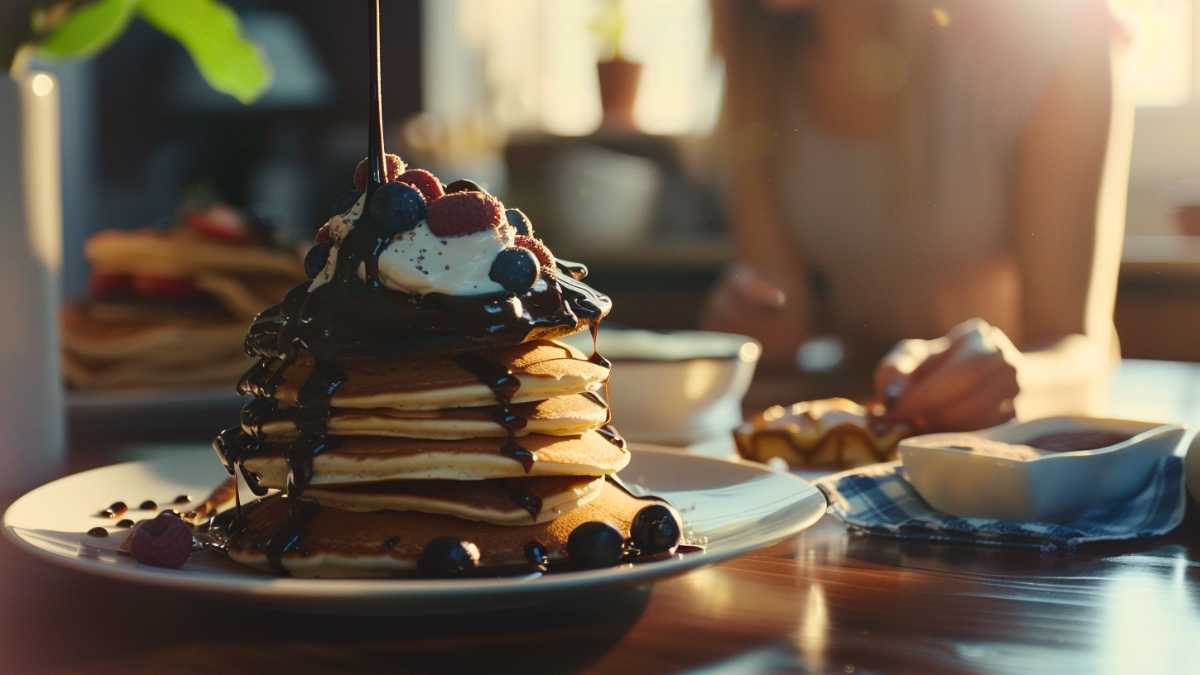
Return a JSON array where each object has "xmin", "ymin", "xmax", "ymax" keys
[
  {"xmin": 879, "ymin": 4, "xmax": 1132, "ymax": 430},
  {"xmin": 703, "ymin": 146, "xmax": 815, "ymax": 364},
  {"xmin": 1010, "ymin": 1, "xmax": 1131, "ymax": 414}
]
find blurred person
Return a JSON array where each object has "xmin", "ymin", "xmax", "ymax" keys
[{"xmin": 703, "ymin": 0, "xmax": 1132, "ymax": 432}]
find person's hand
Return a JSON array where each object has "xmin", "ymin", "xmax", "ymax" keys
[
  {"xmin": 702, "ymin": 264, "xmax": 808, "ymax": 364},
  {"xmin": 874, "ymin": 319, "xmax": 1022, "ymax": 433}
]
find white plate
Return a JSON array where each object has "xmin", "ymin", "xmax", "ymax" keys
[{"xmin": 3, "ymin": 445, "xmax": 825, "ymax": 615}]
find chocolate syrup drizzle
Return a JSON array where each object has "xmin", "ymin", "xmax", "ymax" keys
[{"xmin": 207, "ymin": 1, "xmax": 625, "ymax": 576}]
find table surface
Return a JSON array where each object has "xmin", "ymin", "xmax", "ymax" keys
[{"xmin": 3, "ymin": 360, "xmax": 1199, "ymax": 675}]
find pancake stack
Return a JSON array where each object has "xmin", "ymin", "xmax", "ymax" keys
[
  {"xmin": 212, "ymin": 155, "xmax": 683, "ymax": 578},
  {"xmin": 63, "ymin": 205, "xmax": 304, "ymax": 389}
]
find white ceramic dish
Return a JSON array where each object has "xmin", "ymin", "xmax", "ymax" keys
[
  {"xmin": 3, "ymin": 445, "xmax": 823, "ymax": 615},
  {"xmin": 899, "ymin": 416, "xmax": 1186, "ymax": 522},
  {"xmin": 565, "ymin": 329, "xmax": 761, "ymax": 445}
]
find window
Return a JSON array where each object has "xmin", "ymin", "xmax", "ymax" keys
[
  {"xmin": 1120, "ymin": 0, "xmax": 1200, "ymax": 232},
  {"xmin": 422, "ymin": 0, "xmax": 718, "ymax": 136},
  {"xmin": 1119, "ymin": 0, "xmax": 1192, "ymax": 107}
]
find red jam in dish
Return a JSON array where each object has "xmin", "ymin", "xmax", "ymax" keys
[{"xmin": 1024, "ymin": 430, "xmax": 1135, "ymax": 453}]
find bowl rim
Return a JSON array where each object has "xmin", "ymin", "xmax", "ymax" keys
[
  {"xmin": 585, "ymin": 329, "xmax": 763, "ymax": 364},
  {"xmin": 898, "ymin": 415, "xmax": 1186, "ymax": 467}
]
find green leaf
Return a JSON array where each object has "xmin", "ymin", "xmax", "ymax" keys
[
  {"xmin": 137, "ymin": 0, "xmax": 272, "ymax": 104},
  {"xmin": 37, "ymin": 0, "xmax": 138, "ymax": 61}
]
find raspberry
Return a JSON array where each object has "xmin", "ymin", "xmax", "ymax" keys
[
  {"xmin": 427, "ymin": 192, "xmax": 504, "ymax": 238},
  {"xmin": 515, "ymin": 235, "xmax": 555, "ymax": 269},
  {"xmin": 353, "ymin": 153, "xmax": 407, "ymax": 191},
  {"xmin": 186, "ymin": 204, "xmax": 250, "ymax": 243},
  {"xmin": 126, "ymin": 512, "xmax": 193, "ymax": 569},
  {"xmin": 397, "ymin": 169, "xmax": 445, "ymax": 203},
  {"xmin": 89, "ymin": 271, "xmax": 134, "ymax": 299},
  {"xmin": 132, "ymin": 274, "xmax": 198, "ymax": 299}
]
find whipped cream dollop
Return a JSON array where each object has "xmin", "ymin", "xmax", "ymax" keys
[
  {"xmin": 375, "ymin": 222, "xmax": 512, "ymax": 295},
  {"xmin": 309, "ymin": 194, "xmax": 514, "ymax": 296}
]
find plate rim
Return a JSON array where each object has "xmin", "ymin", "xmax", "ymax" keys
[{"xmin": 3, "ymin": 446, "xmax": 826, "ymax": 601}]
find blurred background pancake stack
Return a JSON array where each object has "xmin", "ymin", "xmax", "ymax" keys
[
  {"xmin": 62, "ymin": 204, "xmax": 304, "ymax": 390},
  {"xmin": 213, "ymin": 155, "xmax": 683, "ymax": 578}
]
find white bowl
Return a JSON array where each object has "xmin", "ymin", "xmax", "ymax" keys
[
  {"xmin": 899, "ymin": 416, "xmax": 1186, "ymax": 522},
  {"xmin": 566, "ymin": 329, "xmax": 761, "ymax": 445}
]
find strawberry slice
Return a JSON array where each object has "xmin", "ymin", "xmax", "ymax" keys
[
  {"xmin": 186, "ymin": 204, "xmax": 250, "ymax": 244},
  {"xmin": 132, "ymin": 274, "xmax": 199, "ymax": 299},
  {"xmin": 89, "ymin": 272, "xmax": 134, "ymax": 299}
]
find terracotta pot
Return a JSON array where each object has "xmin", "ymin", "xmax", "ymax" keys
[
  {"xmin": 1175, "ymin": 205, "xmax": 1200, "ymax": 236},
  {"xmin": 596, "ymin": 59, "xmax": 642, "ymax": 129},
  {"xmin": 0, "ymin": 70, "xmax": 65, "ymax": 493}
]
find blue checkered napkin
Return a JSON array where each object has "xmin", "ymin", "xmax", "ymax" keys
[{"xmin": 816, "ymin": 457, "xmax": 1187, "ymax": 552}]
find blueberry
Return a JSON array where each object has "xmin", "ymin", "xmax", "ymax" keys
[
  {"xmin": 445, "ymin": 179, "xmax": 484, "ymax": 194},
  {"xmin": 418, "ymin": 537, "xmax": 480, "ymax": 577},
  {"xmin": 567, "ymin": 521, "xmax": 625, "ymax": 569},
  {"xmin": 505, "ymin": 208, "xmax": 534, "ymax": 237},
  {"xmin": 305, "ymin": 241, "xmax": 333, "ymax": 278},
  {"xmin": 368, "ymin": 182, "xmax": 426, "ymax": 235},
  {"xmin": 332, "ymin": 190, "xmax": 362, "ymax": 214},
  {"xmin": 489, "ymin": 248, "xmax": 540, "ymax": 292},
  {"xmin": 630, "ymin": 504, "xmax": 681, "ymax": 555}
]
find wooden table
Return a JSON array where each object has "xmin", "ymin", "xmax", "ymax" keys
[{"xmin": 2, "ymin": 360, "xmax": 1198, "ymax": 674}]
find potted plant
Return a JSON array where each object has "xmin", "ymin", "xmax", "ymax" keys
[
  {"xmin": 589, "ymin": 0, "xmax": 641, "ymax": 130},
  {"xmin": 0, "ymin": 0, "xmax": 270, "ymax": 492}
]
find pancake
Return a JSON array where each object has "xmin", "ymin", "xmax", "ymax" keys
[
  {"xmin": 86, "ymin": 228, "xmax": 304, "ymax": 279},
  {"xmin": 61, "ymin": 303, "xmax": 245, "ymax": 362},
  {"xmin": 238, "ymin": 430, "xmax": 629, "ymax": 484},
  {"xmin": 304, "ymin": 475, "xmax": 604, "ymax": 525},
  {"xmin": 63, "ymin": 349, "xmax": 248, "ymax": 389},
  {"xmin": 262, "ymin": 340, "xmax": 609, "ymax": 410},
  {"xmin": 250, "ymin": 393, "xmax": 610, "ymax": 441},
  {"xmin": 193, "ymin": 273, "xmax": 300, "ymax": 320},
  {"xmin": 225, "ymin": 480, "xmax": 661, "ymax": 577}
]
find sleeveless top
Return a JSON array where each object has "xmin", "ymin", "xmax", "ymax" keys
[{"xmin": 778, "ymin": 0, "xmax": 1086, "ymax": 354}]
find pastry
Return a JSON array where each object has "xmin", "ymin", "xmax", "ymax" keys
[{"xmin": 735, "ymin": 397, "xmax": 909, "ymax": 469}]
